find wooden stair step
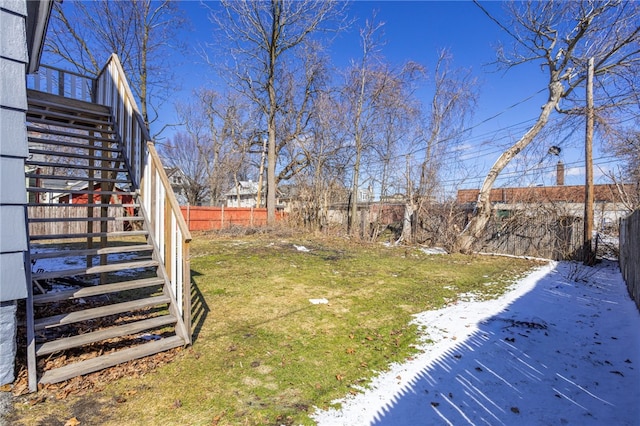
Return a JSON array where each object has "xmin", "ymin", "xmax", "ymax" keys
[
  {"xmin": 36, "ymin": 315, "xmax": 177, "ymax": 356},
  {"xmin": 27, "ymin": 111, "xmax": 113, "ymax": 128},
  {"xmin": 97, "ymin": 230, "xmax": 147, "ymax": 237},
  {"xmin": 26, "ymin": 116, "xmax": 115, "ymax": 133},
  {"xmin": 24, "ymin": 173, "xmax": 129, "ymax": 184},
  {"xmin": 26, "ymin": 98, "xmax": 112, "ymax": 117},
  {"xmin": 39, "ymin": 335, "xmax": 185, "ymax": 384},
  {"xmin": 24, "ymin": 160, "xmax": 123, "ymax": 172},
  {"xmin": 30, "ymin": 244, "xmax": 154, "ymax": 260},
  {"xmin": 27, "ymin": 107, "xmax": 113, "ymax": 126},
  {"xmin": 28, "ymin": 148, "xmax": 123, "ymax": 162},
  {"xmin": 31, "ymin": 259, "xmax": 158, "ymax": 280},
  {"xmin": 27, "ymin": 90, "xmax": 111, "ymax": 116},
  {"xmin": 30, "ymin": 230, "xmax": 148, "ymax": 241},
  {"xmin": 33, "ymin": 277, "xmax": 164, "ymax": 304},
  {"xmin": 26, "ymin": 203, "xmax": 138, "ymax": 208},
  {"xmin": 27, "ymin": 188, "xmax": 134, "ymax": 196},
  {"xmin": 29, "ymin": 216, "xmax": 144, "ymax": 223},
  {"xmin": 27, "ymin": 126, "xmax": 117, "ymax": 143},
  {"xmin": 28, "ymin": 136, "xmax": 120, "ymax": 152},
  {"xmin": 34, "ymin": 294, "xmax": 171, "ymax": 331}
]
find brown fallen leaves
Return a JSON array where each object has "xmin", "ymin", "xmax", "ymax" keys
[
  {"xmin": 11, "ymin": 346, "xmax": 182, "ymax": 399},
  {"xmin": 64, "ymin": 417, "xmax": 81, "ymax": 426}
]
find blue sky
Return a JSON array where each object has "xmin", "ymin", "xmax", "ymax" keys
[{"xmin": 158, "ymin": 1, "xmax": 615, "ymax": 191}]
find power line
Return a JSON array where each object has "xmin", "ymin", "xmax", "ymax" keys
[{"xmin": 437, "ymin": 155, "xmax": 622, "ymax": 188}]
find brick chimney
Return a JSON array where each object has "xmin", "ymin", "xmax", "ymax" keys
[{"xmin": 556, "ymin": 160, "xmax": 565, "ymax": 186}]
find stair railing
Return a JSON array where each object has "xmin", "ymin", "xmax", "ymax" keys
[
  {"xmin": 92, "ymin": 54, "xmax": 193, "ymax": 339},
  {"xmin": 95, "ymin": 54, "xmax": 146, "ymax": 188},
  {"xmin": 26, "ymin": 55, "xmax": 193, "ymax": 339}
]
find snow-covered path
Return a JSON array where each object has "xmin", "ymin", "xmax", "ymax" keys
[{"xmin": 313, "ymin": 260, "xmax": 640, "ymax": 425}]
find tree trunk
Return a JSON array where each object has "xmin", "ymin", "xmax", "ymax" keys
[
  {"xmin": 398, "ymin": 202, "xmax": 414, "ymax": 244},
  {"xmin": 455, "ymin": 80, "xmax": 564, "ymax": 252},
  {"xmin": 266, "ymin": 2, "xmax": 280, "ymax": 226},
  {"xmin": 348, "ymin": 149, "xmax": 361, "ymax": 235},
  {"xmin": 257, "ymin": 137, "xmax": 267, "ymax": 208}
]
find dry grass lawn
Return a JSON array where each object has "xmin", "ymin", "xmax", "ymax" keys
[{"xmin": 8, "ymin": 233, "xmax": 541, "ymax": 425}]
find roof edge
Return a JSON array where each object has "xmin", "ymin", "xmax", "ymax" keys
[{"xmin": 26, "ymin": 0, "xmax": 53, "ymax": 74}]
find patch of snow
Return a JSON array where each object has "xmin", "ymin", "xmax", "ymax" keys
[
  {"xmin": 420, "ymin": 247, "xmax": 448, "ymax": 255},
  {"xmin": 312, "ymin": 260, "xmax": 640, "ymax": 426},
  {"xmin": 294, "ymin": 245, "xmax": 310, "ymax": 252},
  {"xmin": 309, "ymin": 298, "xmax": 329, "ymax": 305}
]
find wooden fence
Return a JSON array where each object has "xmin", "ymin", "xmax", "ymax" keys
[
  {"xmin": 477, "ymin": 215, "xmax": 584, "ymax": 260},
  {"xmin": 28, "ymin": 205, "xmax": 126, "ymax": 235},
  {"xmin": 180, "ymin": 206, "xmax": 286, "ymax": 231},
  {"xmin": 620, "ymin": 210, "xmax": 640, "ymax": 310}
]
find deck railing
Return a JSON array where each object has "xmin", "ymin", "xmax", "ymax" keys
[
  {"xmin": 27, "ymin": 55, "xmax": 193, "ymax": 336},
  {"xmin": 27, "ymin": 64, "xmax": 94, "ymax": 102}
]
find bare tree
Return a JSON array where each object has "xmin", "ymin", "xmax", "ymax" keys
[
  {"xmin": 373, "ymin": 64, "xmax": 423, "ymax": 243},
  {"xmin": 209, "ymin": 0, "xmax": 347, "ymax": 225},
  {"xmin": 410, "ymin": 50, "xmax": 477, "ymax": 245},
  {"xmin": 291, "ymin": 88, "xmax": 350, "ymax": 230},
  {"xmin": 274, "ymin": 41, "xmax": 332, "ymax": 186},
  {"xmin": 417, "ymin": 50, "xmax": 477, "ymax": 200},
  {"xmin": 175, "ymin": 88, "xmax": 258, "ymax": 205},
  {"xmin": 46, "ymin": 0, "xmax": 185, "ymax": 131},
  {"xmin": 342, "ymin": 17, "xmax": 385, "ymax": 236},
  {"xmin": 606, "ymin": 129, "xmax": 640, "ymax": 211},
  {"xmin": 163, "ymin": 132, "xmax": 211, "ymax": 205},
  {"xmin": 456, "ymin": 0, "xmax": 640, "ymax": 252}
]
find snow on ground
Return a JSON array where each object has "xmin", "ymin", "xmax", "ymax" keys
[
  {"xmin": 30, "ymin": 246, "xmax": 145, "ymax": 283},
  {"xmin": 313, "ymin": 260, "xmax": 640, "ymax": 426}
]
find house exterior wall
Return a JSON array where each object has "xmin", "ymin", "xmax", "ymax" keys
[
  {"xmin": 226, "ymin": 194, "xmax": 257, "ymax": 208},
  {"xmin": 0, "ymin": 0, "xmax": 29, "ymax": 385},
  {"xmin": 494, "ymin": 201, "xmax": 628, "ymax": 232},
  {"xmin": 457, "ymin": 184, "xmax": 626, "ymax": 204},
  {"xmin": 0, "ymin": 0, "xmax": 29, "ymax": 300}
]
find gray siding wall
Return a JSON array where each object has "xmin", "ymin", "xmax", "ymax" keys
[
  {"xmin": 0, "ymin": 0, "xmax": 29, "ymax": 303},
  {"xmin": 0, "ymin": 0, "xmax": 28, "ymax": 385}
]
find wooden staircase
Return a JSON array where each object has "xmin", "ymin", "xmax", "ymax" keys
[{"xmin": 24, "ymin": 89, "xmax": 190, "ymax": 388}]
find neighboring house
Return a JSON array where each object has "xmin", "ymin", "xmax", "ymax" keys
[
  {"xmin": 457, "ymin": 162, "xmax": 629, "ymax": 231},
  {"xmin": 224, "ymin": 180, "xmax": 262, "ymax": 208},
  {"xmin": 379, "ymin": 193, "xmax": 406, "ymax": 204},
  {"xmin": 0, "ymin": 0, "xmax": 52, "ymax": 385},
  {"xmin": 164, "ymin": 167, "xmax": 189, "ymax": 205},
  {"xmin": 57, "ymin": 182, "xmax": 135, "ymax": 210},
  {"xmin": 357, "ymin": 187, "xmax": 374, "ymax": 203}
]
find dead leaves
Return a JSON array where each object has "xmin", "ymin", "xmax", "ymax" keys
[
  {"xmin": 211, "ymin": 412, "xmax": 225, "ymax": 425},
  {"xmin": 11, "ymin": 347, "xmax": 182, "ymax": 399},
  {"xmin": 64, "ymin": 417, "xmax": 81, "ymax": 426},
  {"xmin": 28, "ymin": 394, "xmax": 46, "ymax": 406}
]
